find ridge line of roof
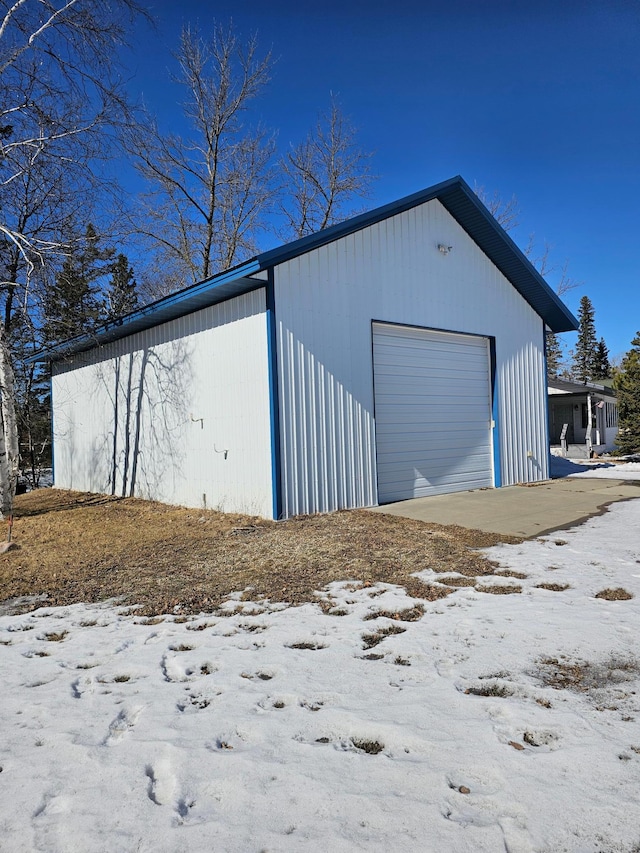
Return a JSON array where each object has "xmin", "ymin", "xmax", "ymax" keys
[{"xmin": 29, "ymin": 175, "xmax": 578, "ymax": 363}]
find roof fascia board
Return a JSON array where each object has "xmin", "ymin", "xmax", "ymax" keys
[
  {"xmin": 28, "ymin": 261, "xmax": 263, "ymax": 363},
  {"xmin": 32, "ymin": 175, "xmax": 579, "ymax": 362},
  {"xmin": 435, "ymin": 180, "xmax": 578, "ymax": 332}
]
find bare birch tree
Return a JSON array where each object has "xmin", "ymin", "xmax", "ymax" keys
[
  {"xmin": 127, "ymin": 23, "xmax": 276, "ymax": 292},
  {"xmin": 280, "ymin": 97, "xmax": 373, "ymax": 239},
  {"xmin": 473, "ymin": 185, "xmax": 521, "ymax": 233},
  {"xmin": 0, "ymin": 0, "xmax": 147, "ymax": 517},
  {"xmin": 474, "ymin": 184, "xmax": 582, "ymax": 381}
]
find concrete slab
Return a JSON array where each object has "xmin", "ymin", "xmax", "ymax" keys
[{"xmin": 368, "ymin": 478, "xmax": 640, "ymax": 539}]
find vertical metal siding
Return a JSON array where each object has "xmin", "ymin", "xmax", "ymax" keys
[
  {"xmin": 275, "ymin": 198, "xmax": 549, "ymax": 517},
  {"xmin": 51, "ymin": 289, "xmax": 273, "ymax": 517}
]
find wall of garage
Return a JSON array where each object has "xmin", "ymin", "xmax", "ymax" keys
[
  {"xmin": 273, "ymin": 198, "xmax": 549, "ymax": 518},
  {"xmin": 51, "ymin": 289, "xmax": 274, "ymax": 517}
]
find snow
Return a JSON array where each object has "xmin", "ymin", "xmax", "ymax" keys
[
  {"xmin": 2, "ymin": 502, "xmax": 640, "ymax": 852},
  {"xmin": 550, "ymin": 455, "xmax": 640, "ymax": 480}
]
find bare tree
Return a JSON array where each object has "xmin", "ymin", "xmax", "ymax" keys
[
  {"xmin": 280, "ymin": 97, "xmax": 374, "ymax": 239},
  {"xmin": 0, "ymin": 0, "xmax": 148, "ymax": 518},
  {"xmin": 127, "ymin": 22, "xmax": 276, "ymax": 292},
  {"xmin": 474, "ymin": 184, "xmax": 583, "ymax": 383},
  {"xmin": 474, "ymin": 185, "xmax": 520, "ymax": 233}
]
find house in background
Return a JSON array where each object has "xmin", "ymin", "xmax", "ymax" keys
[
  {"xmin": 548, "ymin": 378, "xmax": 619, "ymax": 458},
  {"xmin": 31, "ymin": 176, "xmax": 578, "ymax": 519}
]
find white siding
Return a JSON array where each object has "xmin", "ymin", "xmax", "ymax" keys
[
  {"xmin": 275, "ymin": 198, "xmax": 549, "ymax": 517},
  {"xmin": 52, "ymin": 289, "xmax": 273, "ymax": 517}
]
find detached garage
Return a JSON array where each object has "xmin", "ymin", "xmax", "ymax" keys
[{"xmin": 33, "ymin": 176, "xmax": 578, "ymax": 519}]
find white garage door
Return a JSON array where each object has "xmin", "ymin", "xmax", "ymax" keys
[{"xmin": 373, "ymin": 323, "xmax": 494, "ymax": 503}]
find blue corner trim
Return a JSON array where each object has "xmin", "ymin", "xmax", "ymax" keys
[
  {"xmin": 266, "ymin": 269, "xmax": 283, "ymax": 520},
  {"xmin": 543, "ymin": 321, "xmax": 551, "ymax": 478},
  {"xmin": 49, "ymin": 368, "xmax": 55, "ymax": 486},
  {"xmin": 489, "ymin": 338, "xmax": 502, "ymax": 488}
]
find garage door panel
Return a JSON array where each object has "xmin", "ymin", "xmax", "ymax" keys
[{"xmin": 373, "ymin": 323, "xmax": 493, "ymax": 502}]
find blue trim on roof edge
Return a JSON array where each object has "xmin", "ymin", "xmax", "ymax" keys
[
  {"xmin": 27, "ymin": 260, "xmax": 262, "ymax": 363},
  {"xmin": 30, "ymin": 176, "xmax": 578, "ymax": 364}
]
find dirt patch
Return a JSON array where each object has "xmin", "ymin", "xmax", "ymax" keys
[{"xmin": 0, "ymin": 489, "xmax": 517, "ymax": 617}]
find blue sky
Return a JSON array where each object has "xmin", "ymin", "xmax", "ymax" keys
[{"xmin": 126, "ymin": 0, "xmax": 639, "ymax": 360}]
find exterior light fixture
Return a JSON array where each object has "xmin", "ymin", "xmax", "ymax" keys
[{"xmin": 437, "ymin": 243, "xmax": 453, "ymax": 254}]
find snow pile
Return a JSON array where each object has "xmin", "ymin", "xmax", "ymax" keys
[
  {"xmin": 1, "ymin": 501, "xmax": 640, "ymax": 852},
  {"xmin": 550, "ymin": 455, "xmax": 640, "ymax": 480}
]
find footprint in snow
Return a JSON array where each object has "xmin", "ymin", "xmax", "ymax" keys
[
  {"xmin": 103, "ymin": 705, "xmax": 144, "ymax": 745},
  {"xmin": 145, "ymin": 759, "xmax": 177, "ymax": 807},
  {"xmin": 160, "ymin": 652, "xmax": 195, "ymax": 682}
]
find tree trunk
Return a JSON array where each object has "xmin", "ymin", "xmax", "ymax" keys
[{"xmin": 0, "ymin": 323, "xmax": 20, "ymax": 518}]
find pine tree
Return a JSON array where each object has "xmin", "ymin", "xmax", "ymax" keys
[
  {"xmin": 592, "ymin": 337, "xmax": 611, "ymax": 380},
  {"xmin": 41, "ymin": 224, "xmax": 114, "ymax": 345},
  {"xmin": 614, "ymin": 332, "xmax": 640, "ymax": 455},
  {"xmin": 572, "ymin": 295, "xmax": 598, "ymax": 382},
  {"xmin": 546, "ymin": 332, "xmax": 564, "ymax": 379},
  {"xmin": 105, "ymin": 254, "xmax": 139, "ymax": 320}
]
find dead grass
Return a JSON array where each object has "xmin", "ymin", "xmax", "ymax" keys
[
  {"xmin": 351, "ymin": 738, "xmax": 384, "ymax": 755},
  {"xmin": 362, "ymin": 624, "xmax": 406, "ymax": 649},
  {"xmin": 595, "ymin": 588, "xmax": 634, "ymax": 601},
  {"xmin": 465, "ymin": 683, "xmax": 514, "ymax": 698},
  {"xmin": 1, "ymin": 489, "xmax": 517, "ymax": 617},
  {"xmin": 439, "ymin": 575, "xmax": 476, "ymax": 587},
  {"xmin": 475, "ymin": 584, "xmax": 522, "ymax": 595},
  {"xmin": 363, "ymin": 605, "xmax": 425, "ymax": 622},
  {"xmin": 535, "ymin": 583, "xmax": 571, "ymax": 592},
  {"xmin": 536, "ymin": 656, "xmax": 640, "ymax": 692}
]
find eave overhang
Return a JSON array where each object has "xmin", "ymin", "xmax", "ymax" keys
[{"xmin": 29, "ymin": 176, "xmax": 578, "ymax": 364}]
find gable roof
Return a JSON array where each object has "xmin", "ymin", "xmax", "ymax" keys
[{"xmin": 30, "ymin": 175, "xmax": 578, "ymax": 363}]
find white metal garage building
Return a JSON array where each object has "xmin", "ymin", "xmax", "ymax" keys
[{"xmin": 34, "ymin": 176, "xmax": 578, "ymax": 519}]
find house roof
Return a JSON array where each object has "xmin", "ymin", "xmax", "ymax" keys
[
  {"xmin": 548, "ymin": 378, "xmax": 617, "ymax": 398},
  {"xmin": 30, "ymin": 175, "xmax": 578, "ymax": 363}
]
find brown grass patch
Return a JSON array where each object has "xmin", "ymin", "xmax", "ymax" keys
[
  {"xmin": 351, "ymin": 738, "xmax": 384, "ymax": 755},
  {"xmin": 362, "ymin": 624, "xmax": 406, "ymax": 649},
  {"xmin": 595, "ymin": 588, "xmax": 634, "ymax": 601},
  {"xmin": 475, "ymin": 584, "xmax": 522, "ymax": 595},
  {"xmin": 363, "ymin": 605, "xmax": 425, "ymax": 622},
  {"xmin": 493, "ymin": 569, "xmax": 528, "ymax": 579},
  {"xmin": 0, "ymin": 489, "xmax": 515, "ymax": 617},
  {"xmin": 439, "ymin": 575, "xmax": 476, "ymax": 587},
  {"xmin": 535, "ymin": 583, "xmax": 570, "ymax": 592},
  {"xmin": 537, "ymin": 656, "xmax": 640, "ymax": 692}
]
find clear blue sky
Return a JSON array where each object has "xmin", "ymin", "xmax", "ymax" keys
[{"xmin": 125, "ymin": 0, "xmax": 639, "ymax": 360}]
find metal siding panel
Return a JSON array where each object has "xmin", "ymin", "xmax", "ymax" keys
[
  {"xmin": 51, "ymin": 289, "xmax": 273, "ymax": 517},
  {"xmin": 275, "ymin": 199, "xmax": 549, "ymax": 516}
]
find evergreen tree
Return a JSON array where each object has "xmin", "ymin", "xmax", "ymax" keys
[
  {"xmin": 572, "ymin": 295, "xmax": 598, "ymax": 382},
  {"xmin": 546, "ymin": 331, "xmax": 564, "ymax": 379},
  {"xmin": 41, "ymin": 224, "xmax": 114, "ymax": 345},
  {"xmin": 105, "ymin": 254, "xmax": 139, "ymax": 320},
  {"xmin": 614, "ymin": 332, "xmax": 640, "ymax": 455},
  {"xmin": 592, "ymin": 337, "xmax": 611, "ymax": 380}
]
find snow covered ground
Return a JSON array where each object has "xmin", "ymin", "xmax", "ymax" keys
[
  {"xmin": 550, "ymin": 456, "xmax": 640, "ymax": 480},
  {"xmin": 2, "ymin": 502, "xmax": 640, "ymax": 853}
]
